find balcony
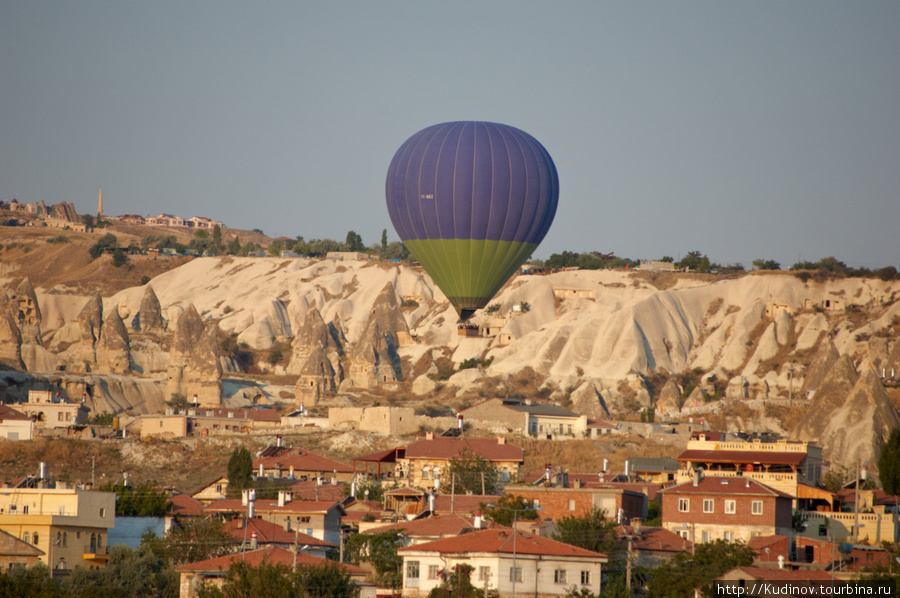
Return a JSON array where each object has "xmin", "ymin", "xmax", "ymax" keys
[{"xmin": 83, "ymin": 545, "xmax": 108, "ymax": 561}]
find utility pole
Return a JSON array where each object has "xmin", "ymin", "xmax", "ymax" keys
[
  {"xmin": 293, "ymin": 528, "xmax": 299, "ymax": 571},
  {"xmin": 91, "ymin": 456, "xmax": 95, "ymax": 488},
  {"xmin": 626, "ymin": 536, "xmax": 633, "ymax": 591}
]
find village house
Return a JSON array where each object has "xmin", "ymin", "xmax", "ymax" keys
[
  {"xmin": 674, "ymin": 431, "xmax": 823, "ymax": 498},
  {"xmin": 363, "ymin": 512, "xmax": 504, "ymax": 547},
  {"xmin": 0, "ymin": 528, "xmax": 44, "ymax": 570},
  {"xmin": 399, "ymin": 435, "xmax": 524, "ymax": 491},
  {"xmin": 139, "ymin": 407, "xmax": 281, "ymax": 438},
  {"xmin": 458, "ymin": 398, "xmax": 588, "ymax": 439},
  {"xmin": 204, "ymin": 496, "xmax": 345, "ymax": 547},
  {"xmin": 616, "ymin": 521, "xmax": 692, "ymax": 569},
  {"xmin": 0, "ymin": 481, "xmax": 116, "ymax": 575},
  {"xmin": 328, "ymin": 406, "xmax": 418, "ymax": 437},
  {"xmin": 253, "ymin": 443, "xmax": 355, "ymax": 483},
  {"xmin": 631, "ymin": 457, "xmax": 681, "ymax": 484},
  {"xmin": 222, "ymin": 518, "xmax": 334, "ymax": 558},
  {"xmin": 660, "ymin": 474, "xmax": 793, "ymax": 545},
  {"xmin": 511, "ymin": 485, "xmax": 645, "ymax": 523},
  {"xmin": 175, "ymin": 546, "xmax": 373, "ymax": 598},
  {"xmin": 15, "ymin": 390, "xmax": 89, "ymax": 429},
  {"xmin": 0, "ymin": 404, "xmax": 34, "ymax": 440},
  {"xmin": 146, "ymin": 213, "xmax": 185, "ymax": 227},
  {"xmin": 398, "ymin": 527, "xmax": 607, "ymax": 597}
]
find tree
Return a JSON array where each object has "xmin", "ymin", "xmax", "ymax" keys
[
  {"xmin": 879, "ymin": 429, "xmax": 900, "ymax": 501},
  {"xmin": 226, "ymin": 236, "xmax": 241, "ymax": 255},
  {"xmin": 752, "ymin": 259, "xmax": 781, "ymax": 270},
  {"xmin": 344, "ymin": 230, "xmax": 364, "ymax": 252},
  {"xmin": 0, "ymin": 564, "xmax": 68, "ymax": 597},
  {"xmin": 112, "ymin": 248, "xmax": 129, "ymax": 267},
  {"xmin": 143, "ymin": 517, "xmax": 233, "ymax": 566},
  {"xmin": 442, "ymin": 449, "xmax": 500, "ymax": 494},
  {"xmin": 380, "ymin": 229, "xmax": 389, "ymax": 253},
  {"xmin": 227, "ymin": 447, "xmax": 253, "ymax": 498},
  {"xmin": 88, "ymin": 233, "xmax": 119, "ymax": 260},
  {"xmin": 553, "ymin": 508, "xmax": 622, "ymax": 565},
  {"xmin": 345, "ymin": 530, "xmax": 403, "ymax": 589},
  {"xmin": 199, "ymin": 561, "xmax": 294, "ymax": 598},
  {"xmin": 295, "ymin": 560, "xmax": 360, "ymax": 598},
  {"xmin": 211, "ymin": 225, "xmax": 224, "ymax": 255},
  {"xmin": 99, "ymin": 481, "xmax": 171, "ymax": 517},
  {"xmin": 645, "ymin": 540, "xmax": 754, "ymax": 597},
  {"xmin": 426, "ymin": 563, "xmax": 494, "ymax": 598},
  {"xmin": 66, "ymin": 544, "xmax": 178, "ymax": 598},
  {"xmin": 481, "ymin": 494, "xmax": 538, "ymax": 527}
]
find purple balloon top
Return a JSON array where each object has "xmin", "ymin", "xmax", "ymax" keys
[{"xmin": 386, "ymin": 121, "xmax": 559, "ymax": 244}]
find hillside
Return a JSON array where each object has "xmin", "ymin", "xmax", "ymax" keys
[{"xmin": 2, "ymin": 218, "xmax": 900, "ymax": 478}]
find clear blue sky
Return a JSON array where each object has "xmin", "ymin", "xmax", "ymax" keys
[{"xmin": 2, "ymin": 2, "xmax": 898, "ymax": 268}]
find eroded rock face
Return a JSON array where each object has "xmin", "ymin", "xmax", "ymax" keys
[
  {"xmin": 656, "ymin": 378, "xmax": 682, "ymax": 413},
  {"xmin": 799, "ymin": 339, "xmax": 840, "ymax": 400},
  {"xmin": 346, "ymin": 283, "xmax": 407, "ymax": 388},
  {"xmin": 135, "ymin": 285, "xmax": 165, "ymax": 334},
  {"xmin": 795, "ymin": 353, "xmax": 859, "ymax": 442},
  {"xmin": 797, "ymin": 368, "xmax": 900, "ymax": 472},
  {"xmin": 72, "ymin": 294, "xmax": 103, "ymax": 371},
  {"xmin": 166, "ymin": 305, "xmax": 222, "ymax": 406},
  {"xmin": 0, "ymin": 291, "xmax": 24, "ymax": 369},
  {"xmin": 95, "ymin": 308, "xmax": 131, "ymax": 374},
  {"xmin": 287, "ymin": 307, "xmax": 342, "ymax": 375},
  {"xmin": 294, "ymin": 348, "xmax": 337, "ymax": 406},
  {"xmin": 10, "ymin": 278, "xmax": 42, "ymax": 344}
]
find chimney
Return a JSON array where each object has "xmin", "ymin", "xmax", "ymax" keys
[
  {"xmin": 602, "ymin": 458, "xmax": 609, "ymax": 474},
  {"xmin": 276, "ymin": 434, "xmax": 283, "ymax": 448},
  {"xmin": 434, "ymin": 474, "xmax": 441, "ymax": 492},
  {"xmin": 258, "ymin": 463, "xmax": 264, "ymax": 478},
  {"xmin": 248, "ymin": 500, "xmax": 256, "ymax": 519},
  {"xmin": 242, "ymin": 489, "xmax": 249, "ymax": 506},
  {"xmin": 39, "ymin": 462, "xmax": 48, "ymax": 480},
  {"xmin": 457, "ymin": 414, "xmax": 464, "ymax": 430},
  {"xmin": 425, "ymin": 431, "xmax": 434, "ymax": 440},
  {"xmin": 631, "ymin": 517, "xmax": 642, "ymax": 536},
  {"xmin": 250, "ymin": 531, "xmax": 258, "ymax": 550},
  {"xmin": 777, "ymin": 555, "xmax": 785, "ymax": 570},
  {"xmin": 693, "ymin": 469, "xmax": 701, "ymax": 487},
  {"xmin": 192, "ymin": 394, "xmax": 199, "ymax": 405},
  {"xmin": 331, "ymin": 473, "xmax": 338, "ymax": 486},
  {"xmin": 289, "ymin": 466, "xmax": 295, "ymax": 479},
  {"xmin": 624, "ymin": 460, "xmax": 631, "ymax": 478},
  {"xmin": 429, "ymin": 492, "xmax": 436, "ymax": 512},
  {"xmin": 124, "ymin": 472, "xmax": 131, "ymax": 487},
  {"xmin": 473, "ymin": 510, "xmax": 482, "ymax": 529},
  {"xmin": 81, "ymin": 393, "xmax": 86, "ymax": 404},
  {"xmin": 350, "ymin": 481, "xmax": 357, "ymax": 498},
  {"xmin": 497, "ymin": 436, "xmax": 506, "ymax": 445},
  {"xmin": 278, "ymin": 491, "xmax": 292, "ymax": 507}
]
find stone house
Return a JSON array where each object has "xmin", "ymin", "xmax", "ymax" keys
[
  {"xmin": 458, "ymin": 398, "xmax": 588, "ymax": 439},
  {"xmin": 660, "ymin": 475, "xmax": 793, "ymax": 545},
  {"xmin": 328, "ymin": 406, "xmax": 418, "ymax": 436},
  {"xmin": 511, "ymin": 486, "xmax": 645, "ymax": 523},
  {"xmin": 204, "ymin": 497, "xmax": 345, "ymax": 547},
  {"xmin": 399, "ymin": 435, "xmax": 524, "ymax": 491},
  {"xmin": 17, "ymin": 390, "xmax": 88, "ymax": 429}
]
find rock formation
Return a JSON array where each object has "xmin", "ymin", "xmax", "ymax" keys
[
  {"xmin": 73, "ymin": 294, "xmax": 103, "ymax": 371},
  {"xmin": 9, "ymin": 278, "xmax": 42, "ymax": 344},
  {"xmin": 95, "ymin": 307, "xmax": 131, "ymax": 375},
  {"xmin": 135, "ymin": 285, "xmax": 165, "ymax": 334},
  {"xmin": 795, "ymin": 353, "xmax": 859, "ymax": 443},
  {"xmin": 799, "ymin": 339, "xmax": 840, "ymax": 401},
  {"xmin": 0, "ymin": 291, "xmax": 24, "ymax": 369},
  {"xmin": 166, "ymin": 305, "xmax": 222, "ymax": 406}
]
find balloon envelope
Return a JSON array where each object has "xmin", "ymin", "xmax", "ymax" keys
[{"xmin": 386, "ymin": 121, "xmax": 559, "ymax": 320}]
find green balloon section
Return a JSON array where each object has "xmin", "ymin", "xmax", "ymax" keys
[{"xmin": 385, "ymin": 122, "xmax": 559, "ymax": 321}]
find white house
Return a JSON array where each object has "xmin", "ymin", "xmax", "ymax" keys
[{"xmin": 398, "ymin": 527, "xmax": 606, "ymax": 597}]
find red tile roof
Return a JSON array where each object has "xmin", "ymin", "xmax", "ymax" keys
[
  {"xmin": 398, "ymin": 528, "xmax": 606, "ymax": 559},
  {"xmin": 434, "ymin": 495, "xmax": 500, "ymax": 515},
  {"xmin": 289, "ymin": 480, "xmax": 347, "ymax": 502},
  {"xmin": 677, "ymin": 449, "xmax": 807, "ymax": 466},
  {"xmin": 662, "ymin": 476, "xmax": 793, "ymax": 499},
  {"xmin": 254, "ymin": 448, "xmax": 354, "ymax": 473},
  {"xmin": 365, "ymin": 514, "xmax": 506, "ymax": 537},
  {"xmin": 175, "ymin": 546, "xmax": 366, "ymax": 576},
  {"xmin": 168, "ymin": 493, "xmax": 205, "ymax": 517},
  {"xmin": 204, "ymin": 499, "xmax": 345, "ymax": 515},
  {"xmin": 748, "ymin": 534, "xmax": 789, "ymax": 552},
  {"xmin": 404, "ymin": 437, "xmax": 523, "ymax": 463},
  {"xmin": 617, "ymin": 526, "xmax": 692, "ymax": 553},
  {"xmin": 222, "ymin": 518, "xmax": 334, "ymax": 547},
  {"xmin": 723, "ymin": 566, "xmax": 833, "ymax": 582},
  {"xmin": 0, "ymin": 405, "xmax": 30, "ymax": 421}
]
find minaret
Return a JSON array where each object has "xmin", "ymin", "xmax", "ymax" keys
[{"xmin": 97, "ymin": 187, "xmax": 103, "ymax": 219}]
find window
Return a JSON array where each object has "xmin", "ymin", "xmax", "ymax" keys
[
  {"xmin": 501, "ymin": 468, "xmax": 510, "ymax": 482},
  {"xmin": 63, "ymin": 532, "xmax": 67, "ymax": 547},
  {"xmin": 581, "ymin": 571, "xmax": 591, "ymax": 585},
  {"xmin": 678, "ymin": 498, "xmax": 690, "ymax": 513},
  {"xmin": 532, "ymin": 499, "xmax": 540, "ymax": 509},
  {"xmin": 56, "ymin": 532, "xmax": 62, "ymax": 546},
  {"xmin": 21, "ymin": 505, "xmax": 28, "ymax": 515},
  {"xmin": 678, "ymin": 530, "xmax": 689, "ymax": 539},
  {"xmin": 568, "ymin": 499, "xmax": 576, "ymax": 511},
  {"xmin": 751, "ymin": 501, "xmax": 763, "ymax": 515},
  {"xmin": 58, "ymin": 412, "xmax": 66, "ymax": 421},
  {"xmin": 23, "ymin": 532, "xmax": 30, "ymax": 544},
  {"xmin": 56, "ymin": 558, "xmax": 66, "ymax": 571},
  {"xmin": 407, "ymin": 561, "xmax": 420, "ymax": 579},
  {"xmin": 703, "ymin": 499, "xmax": 714, "ymax": 513},
  {"xmin": 32, "ymin": 532, "xmax": 39, "ymax": 545},
  {"xmin": 8, "ymin": 505, "xmax": 15, "ymax": 514},
  {"xmin": 59, "ymin": 505, "xmax": 65, "ymax": 515},
  {"xmin": 724, "ymin": 500, "xmax": 736, "ymax": 514},
  {"xmin": 422, "ymin": 467, "xmax": 430, "ymax": 480},
  {"xmin": 723, "ymin": 531, "xmax": 735, "ymax": 543},
  {"xmin": 286, "ymin": 517, "xmax": 292, "ymax": 531},
  {"xmin": 428, "ymin": 565, "xmax": 440, "ymax": 579},
  {"xmin": 509, "ymin": 567, "xmax": 522, "ymax": 582},
  {"xmin": 554, "ymin": 569, "xmax": 567, "ymax": 584},
  {"xmin": 478, "ymin": 566, "xmax": 491, "ymax": 581},
  {"xmin": 300, "ymin": 516, "xmax": 311, "ymax": 523},
  {"xmin": 99, "ymin": 508, "xmax": 106, "ymax": 518},
  {"xmin": 701, "ymin": 531, "xmax": 711, "ymax": 543}
]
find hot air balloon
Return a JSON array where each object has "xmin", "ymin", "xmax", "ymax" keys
[{"xmin": 385, "ymin": 121, "xmax": 559, "ymax": 321}]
